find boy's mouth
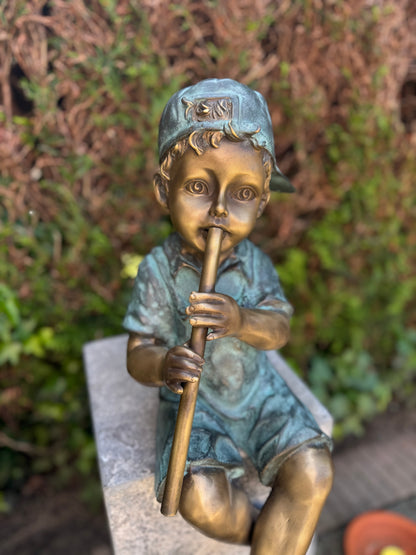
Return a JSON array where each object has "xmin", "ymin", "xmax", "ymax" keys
[{"xmin": 200, "ymin": 226, "xmax": 228, "ymax": 241}]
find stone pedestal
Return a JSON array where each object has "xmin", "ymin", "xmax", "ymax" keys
[{"xmin": 83, "ymin": 334, "xmax": 332, "ymax": 554}]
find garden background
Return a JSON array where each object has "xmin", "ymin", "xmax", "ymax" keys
[{"xmin": 1, "ymin": 0, "xmax": 415, "ymax": 519}]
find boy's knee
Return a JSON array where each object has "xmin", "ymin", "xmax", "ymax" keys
[
  {"xmin": 310, "ymin": 447, "xmax": 333, "ymax": 500},
  {"xmin": 179, "ymin": 466, "xmax": 253, "ymax": 544},
  {"xmin": 179, "ymin": 467, "xmax": 229, "ymax": 527},
  {"xmin": 276, "ymin": 446, "xmax": 333, "ymax": 503}
]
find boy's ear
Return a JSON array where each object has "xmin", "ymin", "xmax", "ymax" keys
[
  {"xmin": 153, "ymin": 173, "xmax": 169, "ymax": 212},
  {"xmin": 256, "ymin": 188, "xmax": 270, "ymax": 218}
]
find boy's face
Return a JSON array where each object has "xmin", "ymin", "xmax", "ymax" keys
[{"xmin": 161, "ymin": 140, "xmax": 269, "ymax": 259}]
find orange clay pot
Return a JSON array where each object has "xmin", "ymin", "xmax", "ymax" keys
[{"xmin": 343, "ymin": 511, "xmax": 416, "ymax": 555}]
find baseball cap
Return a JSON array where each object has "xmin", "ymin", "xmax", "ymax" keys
[{"xmin": 158, "ymin": 78, "xmax": 295, "ymax": 193}]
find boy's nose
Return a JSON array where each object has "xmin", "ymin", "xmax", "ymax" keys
[
  {"xmin": 210, "ymin": 201, "xmax": 228, "ymax": 217},
  {"xmin": 209, "ymin": 194, "xmax": 228, "ymax": 217}
]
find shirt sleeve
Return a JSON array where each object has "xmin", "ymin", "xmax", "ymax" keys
[
  {"xmin": 122, "ymin": 252, "xmax": 176, "ymax": 345},
  {"xmin": 251, "ymin": 246, "xmax": 294, "ymax": 318}
]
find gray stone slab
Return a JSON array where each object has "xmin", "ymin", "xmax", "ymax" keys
[{"xmin": 83, "ymin": 334, "xmax": 332, "ymax": 554}]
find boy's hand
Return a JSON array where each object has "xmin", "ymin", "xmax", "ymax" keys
[
  {"xmin": 186, "ymin": 292, "xmax": 242, "ymax": 341},
  {"xmin": 162, "ymin": 345, "xmax": 204, "ymax": 395}
]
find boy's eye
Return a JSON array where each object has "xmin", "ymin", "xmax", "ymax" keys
[
  {"xmin": 233, "ymin": 187, "xmax": 256, "ymax": 201},
  {"xmin": 185, "ymin": 180, "xmax": 208, "ymax": 195}
]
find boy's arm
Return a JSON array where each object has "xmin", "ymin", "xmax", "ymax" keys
[
  {"xmin": 238, "ymin": 307, "xmax": 290, "ymax": 350},
  {"xmin": 186, "ymin": 293, "xmax": 290, "ymax": 351},
  {"xmin": 127, "ymin": 333, "xmax": 204, "ymax": 394},
  {"xmin": 127, "ymin": 334, "xmax": 166, "ymax": 386}
]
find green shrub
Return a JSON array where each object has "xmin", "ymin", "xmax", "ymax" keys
[{"xmin": 278, "ymin": 101, "xmax": 416, "ymax": 437}]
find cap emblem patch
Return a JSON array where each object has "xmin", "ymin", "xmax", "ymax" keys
[{"xmin": 182, "ymin": 97, "xmax": 233, "ymax": 122}]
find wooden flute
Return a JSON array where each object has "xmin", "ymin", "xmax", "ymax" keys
[{"xmin": 161, "ymin": 226, "xmax": 223, "ymax": 517}]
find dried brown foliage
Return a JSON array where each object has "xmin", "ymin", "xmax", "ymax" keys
[{"xmin": 1, "ymin": 0, "xmax": 415, "ymax": 247}]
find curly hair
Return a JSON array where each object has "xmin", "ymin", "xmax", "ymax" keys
[{"xmin": 154, "ymin": 123, "xmax": 273, "ymax": 198}]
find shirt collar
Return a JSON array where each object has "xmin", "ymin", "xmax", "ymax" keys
[{"xmin": 164, "ymin": 232, "xmax": 253, "ymax": 282}]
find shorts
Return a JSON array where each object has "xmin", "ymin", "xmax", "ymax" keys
[{"xmin": 155, "ymin": 366, "xmax": 332, "ymax": 501}]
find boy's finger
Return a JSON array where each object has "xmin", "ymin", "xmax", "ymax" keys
[
  {"xmin": 168, "ymin": 368, "xmax": 201, "ymax": 382},
  {"xmin": 169, "ymin": 360, "xmax": 203, "ymax": 376},
  {"xmin": 206, "ymin": 328, "xmax": 227, "ymax": 341},
  {"xmin": 165, "ymin": 380, "xmax": 184, "ymax": 395},
  {"xmin": 165, "ymin": 367, "xmax": 202, "ymax": 393},
  {"xmin": 189, "ymin": 292, "xmax": 225, "ymax": 304},
  {"xmin": 189, "ymin": 315, "xmax": 222, "ymax": 328},
  {"xmin": 186, "ymin": 302, "xmax": 223, "ymax": 316},
  {"xmin": 171, "ymin": 346, "xmax": 204, "ymax": 364}
]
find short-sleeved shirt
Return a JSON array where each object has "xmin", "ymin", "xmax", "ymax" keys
[{"xmin": 123, "ymin": 233, "xmax": 331, "ymax": 500}]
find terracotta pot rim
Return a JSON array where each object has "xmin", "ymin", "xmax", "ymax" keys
[{"xmin": 344, "ymin": 510, "xmax": 416, "ymax": 555}]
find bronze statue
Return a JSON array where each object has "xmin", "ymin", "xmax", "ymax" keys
[{"xmin": 124, "ymin": 79, "xmax": 333, "ymax": 554}]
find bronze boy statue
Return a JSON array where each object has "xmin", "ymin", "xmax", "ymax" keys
[{"xmin": 124, "ymin": 79, "xmax": 333, "ymax": 554}]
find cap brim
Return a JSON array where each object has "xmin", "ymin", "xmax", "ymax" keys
[{"xmin": 270, "ymin": 171, "xmax": 296, "ymax": 193}]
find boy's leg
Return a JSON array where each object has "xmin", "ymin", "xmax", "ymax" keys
[
  {"xmin": 179, "ymin": 466, "xmax": 257, "ymax": 544},
  {"xmin": 251, "ymin": 445, "xmax": 333, "ymax": 555}
]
